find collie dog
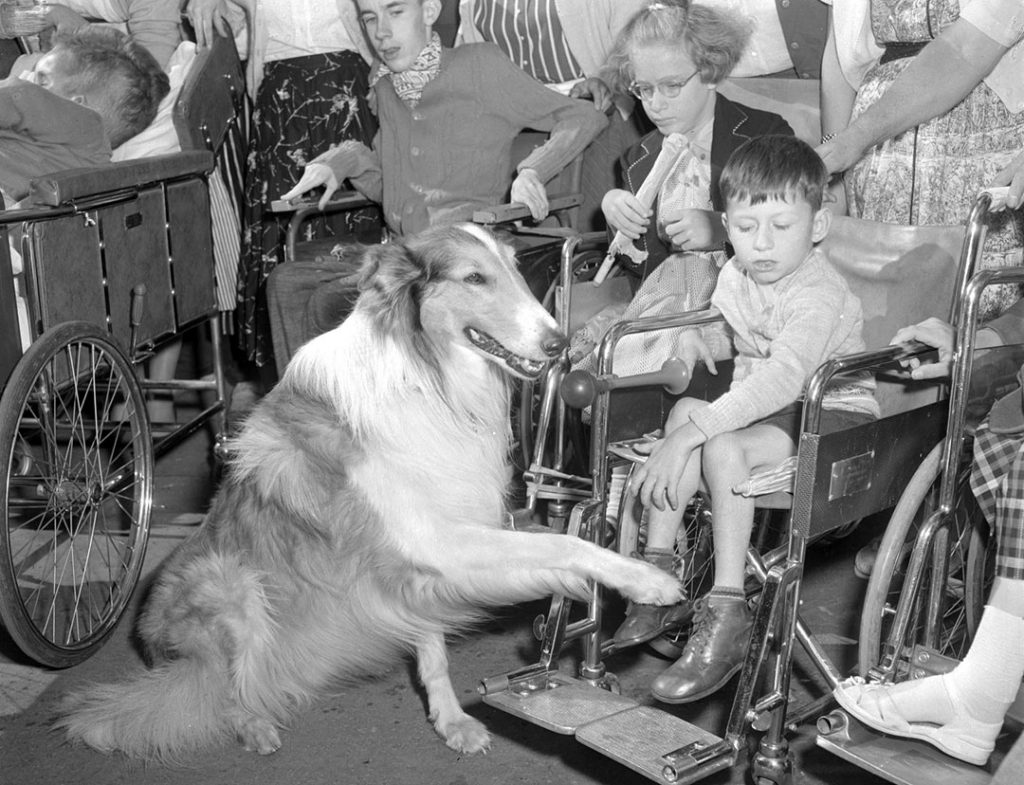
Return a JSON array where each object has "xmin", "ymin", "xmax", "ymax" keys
[{"xmin": 57, "ymin": 224, "xmax": 681, "ymax": 759}]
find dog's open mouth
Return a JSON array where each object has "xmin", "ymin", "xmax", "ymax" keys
[{"xmin": 465, "ymin": 327, "xmax": 547, "ymax": 378}]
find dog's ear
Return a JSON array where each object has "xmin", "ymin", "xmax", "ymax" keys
[{"xmin": 356, "ymin": 242, "xmax": 432, "ymax": 333}]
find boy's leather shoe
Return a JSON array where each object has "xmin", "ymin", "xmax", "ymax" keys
[
  {"xmin": 612, "ymin": 549, "xmax": 689, "ymax": 646},
  {"xmin": 650, "ymin": 594, "xmax": 752, "ymax": 704},
  {"xmin": 613, "ymin": 600, "xmax": 694, "ymax": 646}
]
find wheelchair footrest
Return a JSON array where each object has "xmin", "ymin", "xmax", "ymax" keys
[
  {"xmin": 816, "ymin": 710, "xmax": 1004, "ymax": 785},
  {"xmin": 576, "ymin": 705, "xmax": 732, "ymax": 784},
  {"xmin": 482, "ymin": 673, "xmax": 733, "ymax": 783},
  {"xmin": 481, "ymin": 672, "xmax": 638, "ymax": 734}
]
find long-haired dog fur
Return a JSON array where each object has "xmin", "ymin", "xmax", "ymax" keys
[{"xmin": 57, "ymin": 224, "xmax": 682, "ymax": 759}]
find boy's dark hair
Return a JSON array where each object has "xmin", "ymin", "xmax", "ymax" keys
[
  {"xmin": 719, "ymin": 135, "xmax": 828, "ymax": 211},
  {"xmin": 50, "ymin": 27, "xmax": 170, "ymax": 148},
  {"xmin": 601, "ymin": 1, "xmax": 751, "ymax": 95}
]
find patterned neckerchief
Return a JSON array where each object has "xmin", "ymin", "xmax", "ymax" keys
[{"xmin": 372, "ymin": 33, "xmax": 442, "ymax": 108}]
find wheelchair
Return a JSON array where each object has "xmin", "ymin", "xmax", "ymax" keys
[
  {"xmin": 478, "ymin": 192, "xmax": 1022, "ymax": 784},
  {"xmin": 0, "ymin": 35, "xmax": 245, "ymax": 668}
]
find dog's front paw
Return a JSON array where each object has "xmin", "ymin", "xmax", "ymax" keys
[
  {"xmin": 436, "ymin": 714, "xmax": 492, "ymax": 755},
  {"xmin": 624, "ymin": 561, "xmax": 684, "ymax": 605},
  {"xmin": 237, "ymin": 716, "xmax": 282, "ymax": 755}
]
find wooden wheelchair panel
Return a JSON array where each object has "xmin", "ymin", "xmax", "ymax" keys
[
  {"xmin": 792, "ymin": 400, "xmax": 947, "ymax": 541},
  {"xmin": 165, "ymin": 178, "xmax": 216, "ymax": 326},
  {"xmin": 100, "ymin": 188, "xmax": 176, "ymax": 347},
  {"xmin": 26, "ymin": 215, "xmax": 108, "ymax": 336},
  {"xmin": 0, "ymin": 228, "xmax": 20, "ymax": 384}
]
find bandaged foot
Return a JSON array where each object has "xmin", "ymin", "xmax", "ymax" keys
[{"xmin": 834, "ymin": 605, "xmax": 1024, "ymax": 765}]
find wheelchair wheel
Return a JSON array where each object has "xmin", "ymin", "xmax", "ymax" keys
[
  {"xmin": 0, "ymin": 323, "xmax": 153, "ymax": 667},
  {"xmin": 858, "ymin": 440, "xmax": 989, "ymax": 677}
]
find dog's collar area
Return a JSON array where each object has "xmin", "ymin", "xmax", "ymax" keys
[{"xmin": 465, "ymin": 327, "xmax": 546, "ymax": 378}]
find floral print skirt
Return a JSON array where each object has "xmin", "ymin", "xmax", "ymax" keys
[
  {"xmin": 846, "ymin": 56, "xmax": 1024, "ymax": 321},
  {"xmin": 236, "ymin": 50, "xmax": 381, "ymax": 366}
]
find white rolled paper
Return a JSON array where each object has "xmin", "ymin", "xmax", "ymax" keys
[{"xmin": 593, "ymin": 132, "xmax": 689, "ymax": 285}]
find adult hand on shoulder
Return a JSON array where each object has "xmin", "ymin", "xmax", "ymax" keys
[
  {"xmin": 890, "ymin": 317, "xmax": 955, "ymax": 379},
  {"xmin": 186, "ymin": 0, "xmax": 233, "ymax": 48},
  {"xmin": 665, "ymin": 208, "xmax": 722, "ymax": 251},
  {"xmin": 510, "ymin": 169, "xmax": 550, "ymax": 221},
  {"xmin": 280, "ymin": 163, "xmax": 339, "ymax": 211},
  {"xmin": 992, "ymin": 149, "xmax": 1024, "ymax": 210},
  {"xmin": 602, "ymin": 189, "xmax": 650, "ymax": 240},
  {"xmin": 569, "ymin": 76, "xmax": 613, "ymax": 114},
  {"xmin": 41, "ymin": 5, "xmax": 87, "ymax": 36}
]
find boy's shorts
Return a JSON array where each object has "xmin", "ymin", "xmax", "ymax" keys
[{"xmin": 757, "ymin": 402, "xmax": 876, "ymax": 445}]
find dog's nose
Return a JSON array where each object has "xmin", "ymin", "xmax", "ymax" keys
[{"xmin": 541, "ymin": 332, "xmax": 568, "ymax": 357}]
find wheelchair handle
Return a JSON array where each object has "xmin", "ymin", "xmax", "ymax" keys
[{"xmin": 560, "ymin": 357, "xmax": 691, "ymax": 408}]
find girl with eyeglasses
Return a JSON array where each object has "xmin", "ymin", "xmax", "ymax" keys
[{"xmin": 576, "ymin": 0, "xmax": 795, "ymax": 647}]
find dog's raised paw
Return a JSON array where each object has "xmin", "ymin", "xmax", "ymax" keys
[
  {"xmin": 624, "ymin": 562, "xmax": 685, "ymax": 605},
  {"xmin": 236, "ymin": 717, "xmax": 281, "ymax": 755},
  {"xmin": 437, "ymin": 715, "xmax": 492, "ymax": 755}
]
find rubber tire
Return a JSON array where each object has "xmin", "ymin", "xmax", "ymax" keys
[
  {"xmin": 0, "ymin": 323, "xmax": 153, "ymax": 667},
  {"xmin": 858, "ymin": 440, "xmax": 988, "ymax": 677}
]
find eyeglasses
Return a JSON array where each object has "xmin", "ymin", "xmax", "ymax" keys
[{"xmin": 628, "ymin": 71, "xmax": 700, "ymax": 101}]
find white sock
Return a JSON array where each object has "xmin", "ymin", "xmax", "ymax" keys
[{"xmin": 880, "ymin": 605, "xmax": 1024, "ymax": 726}]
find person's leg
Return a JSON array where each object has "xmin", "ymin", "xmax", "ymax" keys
[
  {"xmin": 835, "ymin": 437, "xmax": 1024, "ymax": 765},
  {"xmin": 653, "ymin": 424, "xmax": 796, "ymax": 703},
  {"xmin": 614, "ymin": 398, "xmax": 704, "ymax": 645}
]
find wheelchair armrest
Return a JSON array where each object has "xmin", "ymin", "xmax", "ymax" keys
[
  {"xmin": 472, "ymin": 193, "xmax": 582, "ymax": 228},
  {"xmin": 27, "ymin": 151, "xmax": 215, "ymax": 207},
  {"xmin": 269, "ymin": 191, "xmax": 376, "ymax": 264},
  {"xmin": 595, "ymin": 307, "xmax": 724, "ymax": 377}
]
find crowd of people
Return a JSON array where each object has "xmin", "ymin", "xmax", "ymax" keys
[{"xmin": 0, "ymin": 0, "xmax": 1022, "ymax": 774}]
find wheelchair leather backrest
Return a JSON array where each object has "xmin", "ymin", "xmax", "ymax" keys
[
  {"xmin": 172, "ymin": 34, "xmax": 246, "ymax": 155},
  {"xmin": 820, "ymin": 215, "xmax": 966, "ymax": 416}
]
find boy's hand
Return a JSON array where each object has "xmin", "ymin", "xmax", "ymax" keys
[
  {"xmin": 677, "ymin": 331, "xmax": 717, "ymax": 376},
  {"xmin": 569, "ymin": 76, "xmax": 612, "ymax": 113},
  {"xmin": 629, "ymin": 427, "xmax": 700, "ymax": 511},
  {"xmin": 890, "ymin": 317, "xmax": 954, "ymax": 379},
  {"xmin": 602, "ymin": 189, "xmax": 650, "ymax": 239},
  {"xmin": 663, "ymin": 208, "xmax": 723, "ymax": 251},
  {"xmin": 186, "ymin": 0, "xmax": 233, "ymax": 48},
  {"xmin": 510, "ymin": 169, "xmax": 550, "ymax": 221},
  {"xmin": 280, "ymin": 163, "xmax": 339, "ymax": 211}
]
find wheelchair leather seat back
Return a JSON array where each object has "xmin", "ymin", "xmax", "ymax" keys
[{"xmin": 820, "ymin": 215, "xmax": 966, "ymax": 417}]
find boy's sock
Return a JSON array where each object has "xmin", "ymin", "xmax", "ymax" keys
[{"xmin": 707, "ymin": 585, "xmax": 745, "ymax": 602}]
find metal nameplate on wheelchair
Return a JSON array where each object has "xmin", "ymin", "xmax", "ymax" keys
[{"xmin": 828, "ymin": 451, "xmax": 874, "ymax": 501}]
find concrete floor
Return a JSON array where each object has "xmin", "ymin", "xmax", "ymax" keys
[{"xmin": 0, "ymin": 418, "xmax": 1010, "ymax": 785}]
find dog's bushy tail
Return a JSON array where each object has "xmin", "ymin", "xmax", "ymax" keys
[{"xmin": 56, "ymin": 657, "xmax": 230, "ymax": 760}]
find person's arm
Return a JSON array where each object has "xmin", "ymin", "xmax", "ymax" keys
[
  {"xmin": 817, "ymin": 16, "xmax": 1009, "ymax": 174},
  {"xmin": 819, "ymin": 11, "xmax": 857, "ymax": 142},
  {"xmin": 689, "ymin": 275, "xmax": 848, "ymax": 439},
  {"xmin": 183, "ymin": 0, "xmax": 240, "ymax": 48},
  {"xmin": 281, "ymin": 137, "xmax": 382, "ymax": 210},
  {"xmin": 122, "ymin": 0, "xmax": 182, "ymax": 69},
  {"xmin": 479, "ymin": 50, "xmax": 607, "ymax": 184}
]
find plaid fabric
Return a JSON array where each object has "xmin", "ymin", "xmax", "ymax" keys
[{"xmin": 970, "ymin": 422, "xmax": 1024, "ymax": 579}]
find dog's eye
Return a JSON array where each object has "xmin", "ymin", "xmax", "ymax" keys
[{"xmin": 463, "ymin": 272, "xmax": 486, "ymax": 285}]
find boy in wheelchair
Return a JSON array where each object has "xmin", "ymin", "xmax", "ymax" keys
[
  {"xmin": 834, "ymin": 309, "xmax": 1024, "ymax": 766},
  {"xmin": 624, "ymin": 136, "xmax": 880, "ymax": 704},
  {"xmin": 0, "ymin": 26, "xmax": 168, "ymax": 205}
]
